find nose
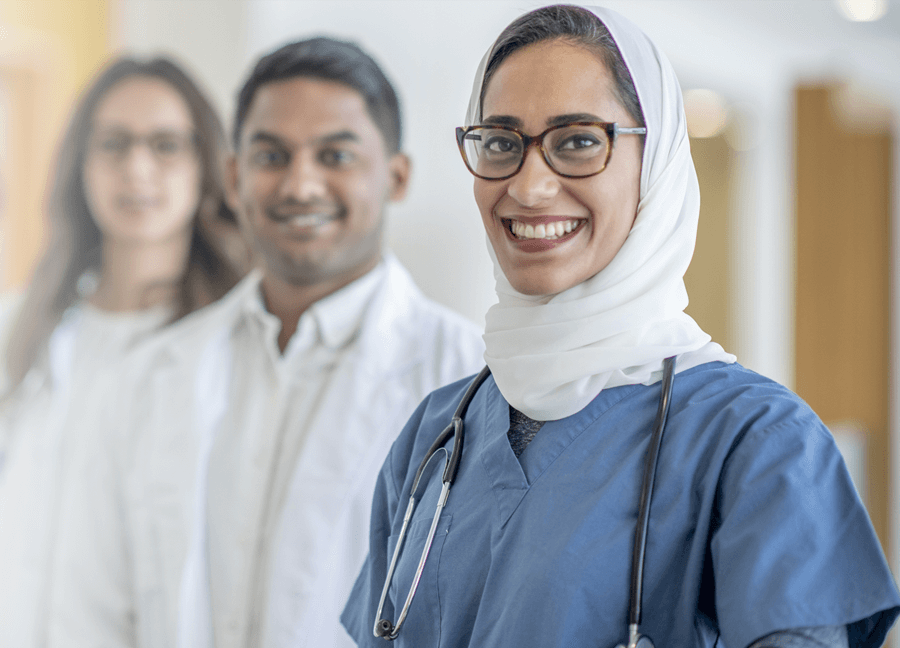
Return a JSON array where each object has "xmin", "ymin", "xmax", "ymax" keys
[
  {"xmin": 505, "ymin": 146, "xmax": 560, "ymax": 207},
  {"xmin": 121, "ymin": 141, "xmax": 158, "ymax": 182},
  {"xmin": 279, "ymin": 150, "xmax": 327, "ymax": 203}
]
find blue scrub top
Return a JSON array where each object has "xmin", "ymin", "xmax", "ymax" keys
[{"xmin": 342, "ymin": 362, "xmax": 900, "ymax": 648}]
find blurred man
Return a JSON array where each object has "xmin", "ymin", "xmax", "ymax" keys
[{"xmin": 49, "ymin": 38, "xmax": 484, "ymax": 648}]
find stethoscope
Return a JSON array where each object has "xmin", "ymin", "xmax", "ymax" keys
[{"xmin": 374, "ymin": 356, "xmax": 677, "ymax": 648}]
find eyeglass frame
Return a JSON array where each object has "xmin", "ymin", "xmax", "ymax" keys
[
  {"xmin": 87, "ymin": 128, "xmax": 199, "ymax": 167},
  {"xmin": 455, "ymin": 121, "xmax": 646, "ymax": 181}
]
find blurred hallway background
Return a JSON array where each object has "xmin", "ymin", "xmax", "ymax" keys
[{"xmin": 1, "ymin": 0, "xmax": 898, "ymax": 633}]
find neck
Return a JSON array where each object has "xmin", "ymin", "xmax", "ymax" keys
[
  {"xmin": 261, "ymin": 258, "xmax": 379, "ymax": 354},
  {"xmin": 89, "ymin": 232, "xmax": 192, "ymax": 312}
]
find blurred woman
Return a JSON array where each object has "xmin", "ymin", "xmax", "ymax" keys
[
  {"xmin": 0, "ymin": 57, "xmax": 244, "ymax": 647},
  {"xmin": 341, "ymin": 5, "xmax": 899, "ymax": 647}
]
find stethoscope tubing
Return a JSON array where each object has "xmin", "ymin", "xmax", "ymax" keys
[
  {"xmin": 374, "ymin": 365, "xmax": 491, "ymax": 640},
  {"xmin": 630, "ymin": 355, "xmax": 676, "ymax": 627}
]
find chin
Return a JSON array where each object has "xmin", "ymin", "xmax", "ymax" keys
[
  {"xmin": 501, "ymin": 263, "xmax": 570, "ymax": 297},
  {"xmin": 506, "ymin": 276, "xmax": 560, "ymax": 297}
]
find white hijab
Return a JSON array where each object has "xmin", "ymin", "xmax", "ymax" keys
[{"xmin": 471, "ymin": 5, "xmax": 735, "ymax": 421}]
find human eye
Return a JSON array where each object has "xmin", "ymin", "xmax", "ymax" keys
[
  {"xmin": 93, "ymin": 131, "xmax": 130, "ymax": 157},
  {"xmin": 555, "ymin": 130, "xmax": 604, "ymax": 156},
  {"xmin": 317, "ymin": 147, "xmax": 356, "ymax": 168},
  {"xmin": 481, "ymin": 130, "xmax": 521, "ymax": 160},
  {"xmin": 150, "ymin": 132, "xmax": 189, "ymax": 159},
  {"xmin": 250, "ymin": 146, "xmax": 289, "ymax": 168}
]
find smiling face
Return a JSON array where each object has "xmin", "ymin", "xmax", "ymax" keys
[
  {"xmin": 475, "ymin": 40, "xmax": 643, "ymax": 297},
  {"xmin": 83, "ymin": 76, "xmax": 201, "ymax": 246},
  {"xmin": 229, "ymin": 76, "xmax": 409, "ymax": 291}
]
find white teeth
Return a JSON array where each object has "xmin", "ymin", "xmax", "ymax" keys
[
  {"xmin": 509, "ymin": 219, "xmax": 582, "ymax": 240},
  {"xmin": 289, "ymin": 214, "xmax": 326, "ymax": 227}
]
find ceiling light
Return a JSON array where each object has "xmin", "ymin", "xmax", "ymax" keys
[{"xmin": 834, "ymin": 0, "xmax": 888, "ymax": 22}]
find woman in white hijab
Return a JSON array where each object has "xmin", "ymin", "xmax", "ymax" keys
[{"xmin": 341, "ymin": 5, "xmax": 899, "ymax": 647}]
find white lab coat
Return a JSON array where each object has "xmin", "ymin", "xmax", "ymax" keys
[
  {"xmin": 0, "ymin": 300, "xmax": 170, "ymax": 648},
  {"xmin": 47, "ymin": 256, "xmax": 485, "ymax": 648}
]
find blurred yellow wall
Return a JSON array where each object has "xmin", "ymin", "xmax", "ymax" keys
[
  {"xmin": 0, "ymin": 0, "xmax": 113, "ymax": 289},
  {"xmin": 684, "ymin": 134, "xmax": 734, "ymax": 354},
  {"xmin": 795, "ymin": 84, "xmax": 893, "ymax": 554}
]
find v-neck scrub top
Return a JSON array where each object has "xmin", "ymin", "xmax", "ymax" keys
[{"xmin": 342, "ymin": 362, "xmax": 900, "ymax": 648}]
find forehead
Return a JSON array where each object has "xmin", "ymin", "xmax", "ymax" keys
[
  {"xmin": 93, "ymin": 77, "xmax": 193, "ymax": 130},
  {"xmin": 481, "ymin": 41, "xmax": 626, "ymax": 126},
  {"xmin": 241, "ymin": 77, "xmax": 384, "ymax": 149}
]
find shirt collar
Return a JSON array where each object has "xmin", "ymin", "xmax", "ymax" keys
[{"xmin": 239, "ymin": 261, "xmax": 387, "ymax": 352}]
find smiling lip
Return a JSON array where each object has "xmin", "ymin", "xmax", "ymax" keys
[{"xmin": 499, "ymin": 215, "xmax": 586, "ymax": 252}]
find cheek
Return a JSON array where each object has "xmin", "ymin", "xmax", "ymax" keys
[
  {"xmin": 474, "ymin": 178, "xmax": 503, "ymax": 231},
  {"xmin": 240, "ymin": 170, "xmax": 274, "ymax": 218},
  {"xmin": 338, "ymin": 168, "xmax": 391, "ymax": 226},
  {"xmin": 82, "ymin": 160, "xmax": 114, "ymax": 216},
  {"xmin": 168, "ymin": 163, "xmax": 202, "ymax": 219}
]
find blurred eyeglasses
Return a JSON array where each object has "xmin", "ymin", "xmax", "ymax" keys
[
  {"xmin": 89, "ymin": 129, "xmax": 197, "ymax": 166},
  {"xmin": 456, "ymin": 121, "xmax": 646, "ymax": 180}
]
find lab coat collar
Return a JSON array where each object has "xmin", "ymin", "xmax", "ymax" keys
[
  {"xmin": 238, "ymin": 261, "xmax": 387, "ymax": 353},
  {"xmin": 353, "ymin": 254, "xmax": 435, "ymax": 378},
  {"xmin": 148, "ymin": 253, "xmax": 433, "ymax": 383}
]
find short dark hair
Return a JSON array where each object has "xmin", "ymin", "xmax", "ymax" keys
[
  {"xmin": 481, "ymin": 5, "xmax": 644, "ymax": 129},
  {"xmin": 233, "ymin": 37, "xmax": 402, "ymax": 153}
]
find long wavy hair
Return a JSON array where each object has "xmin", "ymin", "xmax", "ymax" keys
[{"xmin": 3, "ymin": 56, "xmax": 244, "ymax": 396}]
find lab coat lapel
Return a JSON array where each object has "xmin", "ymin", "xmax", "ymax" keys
[
  {"xmin": 172, "ymin": 325, "xmax": 233, "ymax": 648},
  {"xmin": 204, "ymin": 331, "xmax": 277, "ymax": 648},
  {"xmin": 137, "ymin": 279, "xmax": 250, "ymax": 648}
]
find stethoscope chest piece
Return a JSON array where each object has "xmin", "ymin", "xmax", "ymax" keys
[
  {"xmin": 615, "ymin": 634, "xmax": 655, "ymax": 648},
  {"xmin": 615, "ymin": 623, "xmax": 656, "ymax": 648}
]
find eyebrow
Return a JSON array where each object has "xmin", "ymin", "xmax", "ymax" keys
[
  {"xmin": 248, "ymin": 131, "xmax": 287, "ymax": 148},
  {"xmin": 481, "ymin": 115, "xmax": 523, "ymax": 128},
  {"xmin": 547, "ymin": 113, "xmax": 603, "ymax": 126},
  {"xmin": 481, "ymin": 113, "xmax": 605, "ymax": 129},
  {"xmin": 247, "ymin": 129, "xmax": 360, "ymax": 148},
  {"xmin": 317, "ymin": 130, "xmax": 360, "ymax": 145}
]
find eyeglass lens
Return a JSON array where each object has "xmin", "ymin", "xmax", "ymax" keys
[
  {"xmin": 462, "ymin": 124, "xmax": 611, "ymax": 179},
  {"xmin": 89, "ymin": 129, "xmax": 196, "ymax": 165}
]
